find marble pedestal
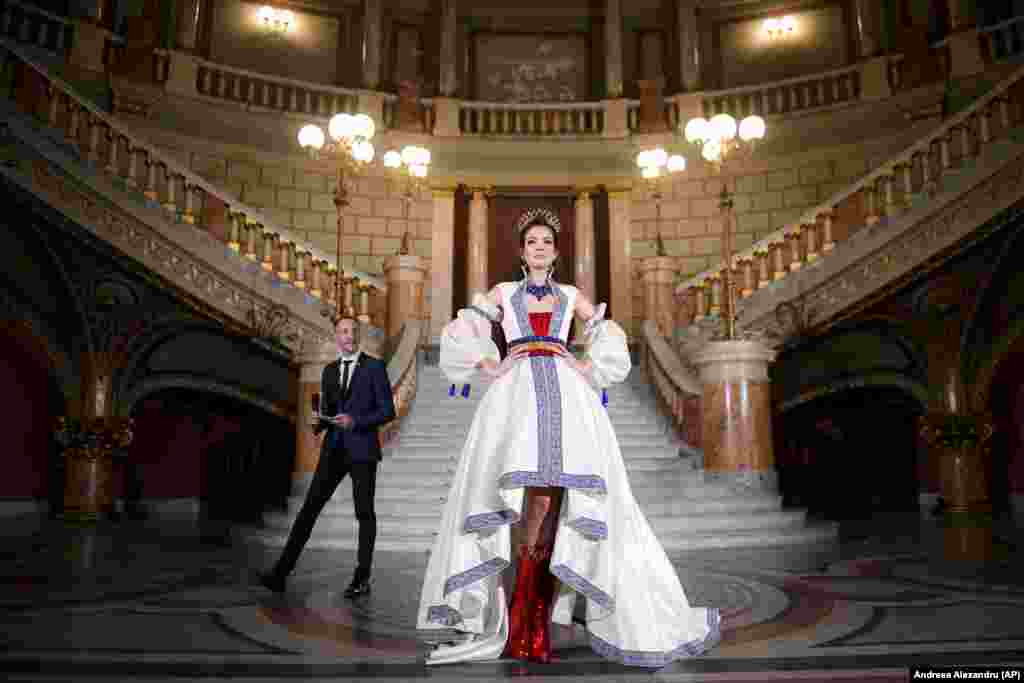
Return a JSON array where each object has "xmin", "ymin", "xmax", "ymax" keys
[{"xmin": 692, "ymin": 340, "xmax": 777, "ymax": 492}]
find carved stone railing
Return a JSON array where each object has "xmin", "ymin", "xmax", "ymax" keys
[
  {"xmin": 0, "ymin": 0, "xmax": 71, "ymax": 56},
  {"xmin": 379, "ymin": 318, "xmax": 421, "ymax": 445},
  {"xmin": 182, "ymin": 53, "xmax": 411, "ymax": 130},
  {"xmin": 676, "ymin": 60, "xmax": 1024, "ymax": 336},
  {"xmin": 1, "ymin": 37, "xmax": 387, "ymax": 334},
  {"xmin": 458, "ymin": 98, "xmax": 605, "ymax": 136},
  {"xmin": 699, "ymin": 65, "xmax": 862, "ymax": 121},
  {"xmin": 981, "ymin": 15, "xmax": 1024, "ymax": 64},
  {"xmin": 641, "ymin": 319, "xmax": 702, "ymax": 456}
]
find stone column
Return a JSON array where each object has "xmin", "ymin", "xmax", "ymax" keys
[
  {"xmin": 294, "ymin": 340, "xmax": 337, "ymax": 490},
  {"xmin": 430, "ymin": 188, "xmax": 456, "ymax": 342},
  {"xmin": 362, "ymin": 0, "xmax": 383, "ymax": 90},
  {"xmin": 605, "ymin": 0, "xmax": 624, "ymax": 98},
  {"xmin": 384, "ymin": 253, "xmax": 427, "ymax": 341},
  {"xmin": 677, "ymin": 0, "xmax": 700, "ymax": 91},
  {"xmin": 175, "ymin": 0, "xmax": 205, "ymax": 52},
  {"xmin": 692, "ymin": 341, "xmax": 777, "ymax": 490},
  {"xmin": 608, "ymin": 189, "xmax": 632, "ymax": 337},
  {"xmin": 438, "ymin": 0, "xmax": 458, "ymax": 96},
  {"xmin": 574, "ymin": 190, "xmax": 596, "ymax": 302},
  {"xmin": 853, "ymin": 0, "xmax": 883, "ymax": 58},
  {"xmin": 638, "ymin": 256, "xmax": 677, "ymax": 337},
  {"xmin": 466, "ymin": 188, "xmax": 490, "ymax": 300}
]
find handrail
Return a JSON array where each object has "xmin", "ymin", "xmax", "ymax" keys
[
  {"xmin": 2, "ymin": 38, "xmax": 384, "ymax": 290},
  {"xmin": 698, "ymin": 63, "xmax": 861, "ymax": 99},
  {"xmin": 677, "ymin": 59, "xmax": 1024, "ymax": 292},
  {"xmin": 380, "ymin": 318, "xmax": 421, "ymax": 444},
  {"xmin": 175, "ymin": 49, "xmax": 398, "ymax": 103},
  {"xmin": 642, "ymin": 320, "xmax": 701, "ymax": 396},
  {"xmin": 980, "ymin": 14, "xmax": 1024, "ymax": 35}
]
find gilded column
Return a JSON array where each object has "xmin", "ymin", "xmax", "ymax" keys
[
  {"xmin": 438, "ymin": 0, "xmax": 458, "ymax": 96},
  {"xmin": 677, "ymin": 0, "xmax": 700, "ymax": 91},
  {"xmin": 430, "ymin": 187, "xmax": 456, "ymax": 342},
  {"xmin": 294, "ymin": 340, "xmax": 338, "ymax": 490},
  {"xmin": 574, "ymin": 189, "xmax": 596, "ymax": 302},
  {"xmin": 466, "ymin": 188, "xmax": 490, "ymax": 299},
  {"xmin": 605, "ymin": 0, "xmax": 624, "ymax": 97},
  {"xmin": 692, "ymin": 341, "xmax": 777, "ymax": 491},
  {"xmin": 384, "ymin": 253, "xmax": 427, "ymax": 341},
  {"xmin": 362, "ymin": 0, "xmax": 382, "ymax": 90},
  {"xmin": 607, "ymin": 189, "xmax": 632, "ymax": 337}
]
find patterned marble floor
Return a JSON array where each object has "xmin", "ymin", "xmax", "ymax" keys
[{"xmin": 1, "ymin": 512, "xmax": 1023, "ymax": 682}]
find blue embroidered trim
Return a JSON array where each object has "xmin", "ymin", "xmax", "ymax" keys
[
  {"xmin": 498, "ymin": 471, "xmax": 607, "ymax": 493},
  {"xmin": 461, "ymin": 383, "xmax": 471, "ymax": 398},
  {"xmin": 549, "ymin": 563, "xmax": 614, "ymax": 611},
  {"xmin": 587, "ymin": 609, "xmax": 722, "ymax": 668},
  {"xmin": 567, "ymin": 517, "xmax": 609, "ymax": 540},
  {"xmin": 525, "ymin": 282, "xmax": 554, "ymax": 300},
  {"xmin": 602, "ymin": 389, "xmax": 608, "ymax": 407},
  {"xmin": 442, "ymin": 557, "xmax": 509, "ymax": 597},
  {"xmin": 507, "ymin": 335, "xmax": 568, "ymax": 350},
  {"xmin": 426, "ymin": 605, "xmax": 464, "ymax": 627},
  {"xmin": 463, "ymin": 509, "xmax": 520, "ymax": 533}
]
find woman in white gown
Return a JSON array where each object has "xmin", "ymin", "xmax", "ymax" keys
[{"xmin": 417, "ymin": 208, "xmax": 720, "ymax": 667}]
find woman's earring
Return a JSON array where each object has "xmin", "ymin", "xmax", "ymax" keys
[{"xmin": 520, "ymin": 260, "xmax": 529, "ymax": 280}]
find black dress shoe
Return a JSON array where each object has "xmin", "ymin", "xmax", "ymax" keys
[
  {"xmin": 260, "ymin": 572, "xmax": 286, "ymax": 593},
  {"xmin": 343, "ymin": 576, "xmax": 371, "ymax": 598}
]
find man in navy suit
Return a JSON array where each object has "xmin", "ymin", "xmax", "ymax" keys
[{"xmin": 262, "ymin": 315, "xmax": 396, "ymax": 598}]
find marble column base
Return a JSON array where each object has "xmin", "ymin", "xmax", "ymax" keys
[{"xmin": 693, "ymin": 340, "xmax": 777, "ymax": 477}]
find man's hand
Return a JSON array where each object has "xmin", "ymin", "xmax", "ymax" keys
[{"xmin": 332, "ymin": 414, "xmax": 355, "ymax": 430}]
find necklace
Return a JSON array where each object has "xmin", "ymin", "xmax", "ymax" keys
[{"xmin": 525, "ymin": 281, "xmax": 553, "ymax": 301}]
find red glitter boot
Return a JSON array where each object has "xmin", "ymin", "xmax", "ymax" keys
[{"xmin": 502, "ymin": 548, "xmax": 536, "ymax": 660}]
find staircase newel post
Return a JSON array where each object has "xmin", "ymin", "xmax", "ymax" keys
[
  {"xmin": 291, "ymin": 340, "xmax": 338, "ymax": 501},
  {"xmin": 692, "ymin": 341, "xmax": 777, "ymax": 493},
  {"xmin": 639, "ymin": 256, "xmax": 678, "ymax": 337},
  {"xmin": 383, "ymin": 253, "xmax": 426, "ymax": 342}
]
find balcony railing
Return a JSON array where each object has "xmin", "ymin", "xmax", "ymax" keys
[
  {"xmin": 457, "ymin": 98, "xmax": 605, "ymax": 136},
  {"xmin": 1, "ymin": 38, "xmax": 387, "ymax": 321},
  {"xmin": 700, "ymin": 65, "xmax": 862, "ymax": 120}
]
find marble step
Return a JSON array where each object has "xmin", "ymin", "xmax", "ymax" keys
[
  {"xmin": 389, "ymin": 441, "xmax": 679, "ymax": 455},
  {"xmin": 400, "ymin": 422, "xmax": 670, "ymax": 436},
  {"xmin": 382, "ymin": 453, "xmax": 686, "ymax": 468},
  {"xmin": 394, "ymin": 434, "xmax": 676, "ymax": 449}
]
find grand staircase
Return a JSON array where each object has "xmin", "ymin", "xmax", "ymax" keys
[{"xmin": 256, "ymin": 362, "xmax": 836, "ymax": 554}]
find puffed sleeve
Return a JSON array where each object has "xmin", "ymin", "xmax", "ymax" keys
[
  {"xmin": 583, "ymin": 303, "xmax": 631, "ymax": 388},
  {"xmin": 440, "ymin": 293, "xmax": 501, "ymax": 386}
]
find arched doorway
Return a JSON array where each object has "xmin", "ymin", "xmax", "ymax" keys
[
  {"xmin": 775, "ymin": 386, "xmax": 924, "ymax": 521},
  {"xmin": 987, "ymin": 345, "xmax": 1024, "ymax": 519},
  {"xmin": 128, "ymin": 388, "xmax": 294, "ymax": 530},
  {"xmin": 0, "ymin": 322, "xmax": 64, "ymax": 512}
]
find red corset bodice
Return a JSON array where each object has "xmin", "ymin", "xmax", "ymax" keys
[{"xmin": 528, "ymin": 311, "xmax": 552, "ymax": 337}]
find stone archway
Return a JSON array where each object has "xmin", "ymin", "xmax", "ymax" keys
[
  {"xmin": 774, "ymin": 383, "xmax": 926, "ymax": 520},
  {"xmin": 974, "ymin": 326, "xmax": 1024, "ymax": 518}
]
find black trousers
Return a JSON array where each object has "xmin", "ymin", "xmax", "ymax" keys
[{"xmin": 272, "ymin": 447, "xmax": 378, "ymax": 579}]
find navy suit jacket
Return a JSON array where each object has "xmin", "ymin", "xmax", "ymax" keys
[{"xmin": 314, "ymin": 354, "xmax": 395, "ymax": 463}]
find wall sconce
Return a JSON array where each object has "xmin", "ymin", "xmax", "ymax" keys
[
  {"xmin": 258, "ymin": 6, "xmax": 294, "ymax": 36},
  {"xmin": 764, "ymin": 15, "xmax": 796, "ymax": 40}
]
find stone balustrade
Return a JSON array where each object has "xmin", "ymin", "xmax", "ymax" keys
[
  {"xmin": 2, "ymin": 38, "xmax": 387, "ymax": 322},
  {"xmin": 675, "ymin": 60, "xmax": 1024, "ymax": 326},
  {"xmin": 458, "ymin": 98, "xmax": 605, "ymax": 137},
  {"xmin": 700, "ymin": 65, "xmax": 862, "ymax": 121},
  {"xmin": 183, "ymin": 52, "xmax": 411, "ymax": 131},
  {"xmin": 0, "ymin": 0, "xmax": 71, "ymax": 55},
  {"xmin": 641, "ymin": 320, "xmax": 702, "ymax": 455}
]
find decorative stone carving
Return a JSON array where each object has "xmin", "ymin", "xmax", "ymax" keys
[{"xmin": 26, "ymin": 150, "xmax": 332, "ymax": 355}]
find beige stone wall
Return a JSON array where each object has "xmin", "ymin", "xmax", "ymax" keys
[{"xmin": 624, "ymin": 133, "xmax": 923, "ymax": 337}]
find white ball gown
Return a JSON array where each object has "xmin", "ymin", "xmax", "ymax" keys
[{"xmin": 416, "ymin": 281, "xmax": 720, "ymax": 667}]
